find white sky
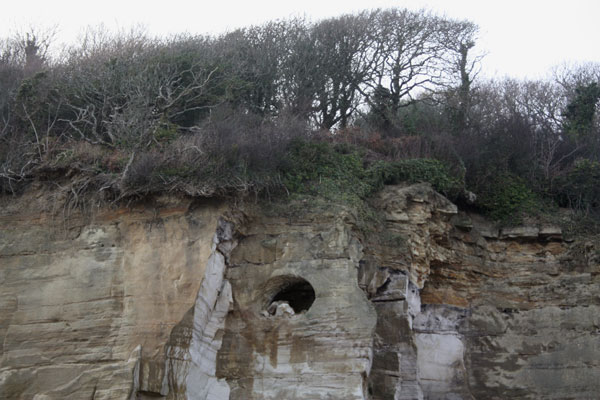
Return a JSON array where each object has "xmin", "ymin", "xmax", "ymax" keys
[{"xmin": 1, "ymin": 0, "xmax": 599, "ymax": 79}]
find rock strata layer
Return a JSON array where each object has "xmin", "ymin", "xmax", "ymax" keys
[
  {"xmin": 217, "ymin": 208, "xmax": 376, "ymax": 400},
  {"xmin": 1, "ymin": 184, "xmax": 598, "ymax": 399},
  {"xmin": 0, "ymin": 192, "xmax": 226, "ymax": 399}
]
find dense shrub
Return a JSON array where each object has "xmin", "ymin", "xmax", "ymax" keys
[
  {"xmin": 280, "ymin": 140, "xmax": 463, "ymax": 204},
  {"xmin": 281, "ymin": 140, "xmax": 372, "ymax": 202},
  {"xmin": 476, "ymin": 173, "xmax": 546, "ymax": 221},
  {"xmin": 116, "ymin": 109, "xmax": 309, "ymax": 198},
  {"xmin": 554, "ymin": 158, "xmax": 600, "ymax": 212},
  {"xmin": 369, "ymin": 158, "xmax": 464, "ymax": 199},
  {"xmin": 0, "ymin": 13, "xmax": 599, "ymax": 226}
]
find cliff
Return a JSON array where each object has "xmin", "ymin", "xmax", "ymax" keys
[{"xmin": 0, "ymin": 183, "xmax": 598, "ymax": 399}]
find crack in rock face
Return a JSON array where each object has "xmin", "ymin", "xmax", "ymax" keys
[
  {"xmin": 2, "ymin": 184, "xmax": 599, "ymax": 400},
  {"xmin": 161, "ymin": 218, "xmax": 237, "ymax": 400}
]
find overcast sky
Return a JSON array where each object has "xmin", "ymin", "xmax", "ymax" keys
[{"xmin": 1, "ymin": 0, "xmax": 598, "ymax": 79}]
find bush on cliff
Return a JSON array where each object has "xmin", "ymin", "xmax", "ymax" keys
[
  {"xmin": 1, "ymin": 14, "xmax": 599, "ymax": 224},
  {"xmin": 280, "ymin": 140, "xmax": 463, "ymax": 205}
]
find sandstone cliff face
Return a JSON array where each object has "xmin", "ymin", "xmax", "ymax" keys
[
  {"xmin": 217, "ymin": 207, "xmax": 376, "ymax": 399},
  {"xmin": 362, "ymin": 185, "xmax": 600, "ymax": 399},
  {"xmin": 0, "ymin": 189, "xmax": 227, "ymax": 399},
  {"xmin": 1, "ymin": 184, "xmax": 598, "ymax": 399},
  {"xmin": 418, "ymin": 216, "xmax": 600, "ymax": 400}
]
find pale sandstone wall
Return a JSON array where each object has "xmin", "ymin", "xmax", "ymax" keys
[
  {"xmin": 363, "ymin": 184, "xmax": 600, "ymax": 400},
  {"xmin": 217, "ymin": 208, "xmax": 376, "ymax": 400},
  {"xmin": 0, "ymin": 190, "xmax": 225, "ymax": 399},
  {"xmin": 1, "ymin": 183, "xmax": 599, "ymax": 399}
]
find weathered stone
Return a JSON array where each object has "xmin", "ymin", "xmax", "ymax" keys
[
  {"xmin": 164, "ymin": 218, "xmax": 236, "ymax": 400},
  {"xmin": 500, "ymin": 226, "xmax": 540, "ymax": 239},
  {"xmin": 371, "ymin": 270, "xmax": 408, "ymax": 302},
  {"xmin": 368, "ymin": 183, "xmax": 456, "ymax": 288},
  {"xmin": 539, "ymin": 225, "xmax": 562, "ymax": 240},
  {"xmin": 0, "ymin": 194, "xmax": 226, "ymax": 399},
  {"xmin": 1, "ymin": 183, "xmax": 599, "ymax": 400},
  {"xmin": 451, "ymin": 213, "xmax": 473, "ymax": 231},
  {"xmin": 216, "ymin": 207, "xmax": 376, "ymax": 400}
]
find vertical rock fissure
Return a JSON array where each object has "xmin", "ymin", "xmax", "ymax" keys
[
  {"xmin": 161, "ymin": 217, "xmax": 237, "ymax": 400},
  {"xmin": 360, "ymin": 184, "xmax": 460, "ymax": 400},
  {"xmin": 362, "ymin": 268, "xmax": 424, "ymax": 400}
]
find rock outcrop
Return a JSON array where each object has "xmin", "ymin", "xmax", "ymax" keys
[
  {"xmin": 1, "ymin": 183, "xmax": 598, "ymax": 399},
  {"xmin": 217, "ymin": 207, "xmax": 376, "ymax": 400},
  {"xmin": 361, "ymin": 184, "xmax": 600, "ymax": 399},
  {"xmin": 0, "ymin": 190, "xmax": 227, "ymax": 399}
]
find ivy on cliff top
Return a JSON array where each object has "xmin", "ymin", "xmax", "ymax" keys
[{"xmin": 279, "ymin": 140, "xmax": 464, "ymax": 206}]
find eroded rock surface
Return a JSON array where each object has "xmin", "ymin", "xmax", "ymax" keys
[
  {"xmin": 421, "ymin": 214, "xmax": 600, "ymax": 399},
  {"xmin": 1, "ymin": 183, "xmax": 599, "ymax": 399},
  {"xmin": 0, "ymin": 191, "xmax": 226, "ymax": 399},
  {"xmin": 360, "ymin": 184, "xmax": 457, "ymax": 400},
  {"xmin": 164, "ymin": 218, "xmax": 236, "ymax": 400},
  {"xmin": 361, "ymin": 184, "xmax": 600, "ymax": 399},
  {"xmin": 216, "ymin": 207, "xmax": 376, "ymax": 400}
]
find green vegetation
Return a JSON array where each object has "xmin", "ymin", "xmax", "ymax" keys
[
  {"xmin": 281, "ymin": 140, "xmax": 463, "ymax": 205},
  {"xmin": 564, "ymin": 82, "xmax": 600, "ymax": 140},
  {"xmin": 368, "ymin": 159, "xmax": 464, "ymax": 199},
  {"xmin": 281, "ymin": 141, "xmax": 371, "ymax": 201},
  {"xmin": 476, "ymin": 174, "xmax": 547, "ymax": 222},
  {"xmin": 554, "ymin": 159, "xmax": 600, "ymax": 213},
  {"xmin": 1, "ymin": 11, "xmax": 599, "ymax": 225},
  {"xmin": 278, "ymin": 140, "xmax": 464, "ymax": 228}
]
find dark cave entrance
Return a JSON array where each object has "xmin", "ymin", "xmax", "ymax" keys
[
  {"xmin": 262, "ymin": 276, "xmax": 316, "ymax": 315},
  {"xmin": 271, "ymin": 280, "xmax": 315, "ymax": 313}
]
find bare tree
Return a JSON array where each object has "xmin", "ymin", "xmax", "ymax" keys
[
  {"xmin": 517, "ymin": 80, "xmax": 571, "ymax": 180},
  {"xmin": 367, "ymin": 9, "xmax": 446, "ymax": 112},
  {"xmin": 552, "ymin": 62, "xmax": 600, "ymax": 97},
  {"xmin": 11, "ymin": 27, "xmax": 57, "ymax": 76},
  {"xmin": 437, "ymin": 19, "xmax": 484, "ymax": 133},
  {"xmin": 278, "ymin": 17, "xmax": 318, "ymax": 120},
  {"xmin": 308, "ymin": 11, "xmax": 377, "ymax": 129},
  {"xmin": 0, "ymin": 39, "xmax": 22, "ymax": 138},
  {"xmin": 57, "ymin": 29, "xmax": 219, "ymax": 148}
]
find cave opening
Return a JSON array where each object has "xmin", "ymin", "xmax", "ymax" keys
[
  {"xmin": 262, "ymin": 276, "xmax": 316, "ymax": 315},
  {"xmin": 272, "ymin": 280, "xmax": 315, "ymax": 313}
]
